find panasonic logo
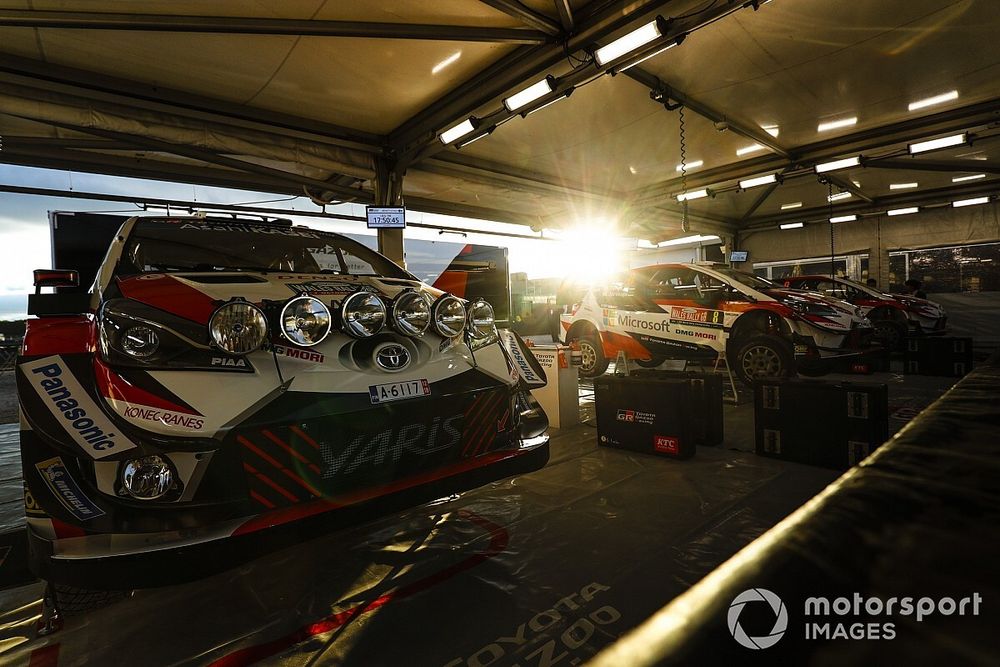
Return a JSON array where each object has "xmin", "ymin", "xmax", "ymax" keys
[{"xmin": 21, "ymin": 356, "xmax": 137, "ymax": 459}]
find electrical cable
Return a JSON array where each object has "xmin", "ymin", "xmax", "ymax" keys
[{"xmin": 678, "ymin": 104, "xmax": 691, "ymax": 233}]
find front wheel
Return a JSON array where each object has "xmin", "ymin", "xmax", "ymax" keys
[
  {"xmin": 574, "ymin": 334, "xmax": 609, "ymax": 378},
  {"xmin": 731, "ymin": 336, "xmax": 794, "ymax": 386},
  {"xmin": 872, "ymin": 320, "xmax": 907, "ymax": 350},
  {"xmin": 635, "ymin": 356, "xmax": 666, "ymax": 369}
]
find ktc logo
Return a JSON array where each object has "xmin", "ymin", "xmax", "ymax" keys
[
  {"xmin": 728, "ymin": 588, "xmax": 788, "ymax": 650},
  {"xmin": 653, "ymin": 435, "xmax": 678, "ymax": 454}
]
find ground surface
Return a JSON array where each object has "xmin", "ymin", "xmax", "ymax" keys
[{"xmin": 0, "ymin": 372, "xmax": 15, "ymax": 425}]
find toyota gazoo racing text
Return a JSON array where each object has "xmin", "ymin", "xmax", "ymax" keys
[
  {"xmin": 559, "ymin": 263, "xmax": 874, "ymax": 385},
  {"xmin": 781, "ymin": 275, "xmax": 948, "ymax": 344},
  {"xmin": 17, "ymin": 216, "xmax": 549, "ymax": 592}
]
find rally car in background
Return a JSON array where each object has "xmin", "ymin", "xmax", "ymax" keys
[
  {"xmin": 559, "ymin": 263, "xmax": 874, "ymax": 385},
  {"xmin": 18, "ymin": 216, "xmax": 549, "ymax": 601},
  {"xmin": 780, "ymin": 275, "xmax": 947, "ymax": 345}
]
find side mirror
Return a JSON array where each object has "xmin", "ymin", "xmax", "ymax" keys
[{"xmin": 33, "ymin": 269, "xmax": 79, "ymax": 291}]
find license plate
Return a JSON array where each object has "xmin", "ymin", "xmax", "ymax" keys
[{"xmin": 369, "ymin": 379, "xmax": 431, "ymax": 404}]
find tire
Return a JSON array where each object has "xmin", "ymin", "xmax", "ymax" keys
[
  {"xmin": 872, "ymin": 319, "xmax": 907, "ymax": 350},
  {"xmin": 732, "ymin": 336, "xmax": 794, "ymax": 386},
  {"xmin": 796, "ymin": 357, "xmax": 832, "ymax": 377},
  {"xmin": 52, "ymin": 584, "xmax": 132, "ymax": 616},
  {"xmin": 574, "ymin": 334, "xmax": 609, "ymax": 378},
  {"xmin": 635, "ymin": 356, "xmax": 666, "ymax": 369}
]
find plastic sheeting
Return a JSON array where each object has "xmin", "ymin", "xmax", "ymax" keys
[
  {"xmin": 591, "ymin": 353, "xmax": 1000, "ymax": 666},
  {"xmin": 0, "ymin": 424, "xmax": 839, "ymax": 666}
]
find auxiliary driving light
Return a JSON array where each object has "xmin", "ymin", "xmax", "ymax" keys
[
  {"xmin": 392, "ymin": 291, "xmax": 432, "ymax": 336},
  {"xmin": 341, "ymin": 292, "xmax": 387, "ymax": 338},
  {"xmin": 209, "ymin": 301, "xmax": 268, "ymax": 354},
  {"xmin": 121, "ymin": 455, "xmax": 174, "ymax": 501},
  {"xmin": 432, "ymin": 295, "xmax": 467, "ymax": 338},
  {"xmin": 281, "ymin": 296, "xmax": 332, "ymax": 346},
  {"xmin": 467, "ymin": 299, "xmax": 496, "ymax": 339}
]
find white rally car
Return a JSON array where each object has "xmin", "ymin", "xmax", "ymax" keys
[
  {"xmin": 559, "ymin": 263, "xmax": 875, "ymax": 384},
  {"xmin": 18, "ymin": 216, "xmax": 549, "ymax": 602}
]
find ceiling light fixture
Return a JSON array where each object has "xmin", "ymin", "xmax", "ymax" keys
[
  {"xmin": 953, "ymin": 196, "xmax": 990, "ymax": 208},
  {"xmin": 818, "ymin": 117, "xmax": 858, "ymax": 132},
  {"xmin": 828, "ymin": 192, "xmax": 852, "ymax": 202},
  {"xmin": 830, "ymin": 214, "xmax": 857, "ymax": 223},
  {"xmin": 814, "ymin": 156, "xmax": 860, "ymax": 173},
  {"xmin": 739, "ymin": 173, "xmax": 779, "ymax": 189},
  {"xmin": 620, "ymin": 39, "xmax": 681, "ymax": 71},
  {"xmin": 908, "ymin": 90, "xmax": 958, "ymax": 111},
  {"xmin": 503, "ymin": 76, "xmax": 556, "ymax": 112},
  {"xmin": 887, "ymin": 207, "xmax": 919, "ymax": 216},
  {"xmin": 736, "ymin": 143, "xmax": 765, "ymax": 156},
  {"xmin": 439, "ymin": 118, "xmax": 478, "ymax": 145},
  {"xmin": 779, "ymin": 222, "xmax": 804, "ymax": 230},
  {"xmin": 456, "ymin": 129, "xmax": 494, "ymax": 149},
  {"xmin": 676, "ymin": 160, "xmax": 703, "ymax": 171},
  {"xmin": 594, "ymin": 17, "xmax": 666, "ymax": 67},
  {"xmin": 676, "ymin": 189, "xmax": 709, "ymax": 202},
  {"xmin": 890, "ymin": 182, "xmax": 918, "ymax": 190},
  {"xmin": 952, "ymin": 173, "xmax": 986, "ymax": 183},
  {"xmin": 520, "ymin": 89, "xmax": 574, "ymax": 117},
  {"xmin": 908, "ymin": 133, "xmax": 967, "ymax": 154},
  {"xmin": 762, "ymin": 125, "xmax": 780, "ymax": 137},
  {"xmin": 780, "ymin": 202, "xmax": 802, "ymax": 210}
]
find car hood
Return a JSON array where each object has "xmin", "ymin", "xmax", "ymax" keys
[
  {"xmin": 116, "ymin": 272, "xmax": 442, "ymax": 325},
  {"xmin": 890, "ymin": 293, "xmax": 946, "ymax": 316},
  {"xmin": 763, "ymin": 288, "xmax": 867, "ymax": 330}
]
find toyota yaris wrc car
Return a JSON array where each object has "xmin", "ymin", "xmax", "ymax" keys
[
  {"xmin": 18, "ymin": 216, "xmax": 549, "ymax": 594},
  {"xmin": 780, "ymin": 275, "xmax": 947, "ymax": 345},
  {"xmin": 559, "ymin": 263, "xmax": 874, "ymax": 385}
]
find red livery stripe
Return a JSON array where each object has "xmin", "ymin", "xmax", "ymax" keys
[
  {"xmin": 261, "ymin": 429, "xmax": 321, "ymax": 475},
  {"xmin": 116, "ymin": 274, "xmax": 218, "ymax": 324},
  {"xmin": 238, "ymin": 436, "xmax": 321, "ymax": 498},
  {"xmin": 93, "ymin": 357, "xmax": 200, "ymax": 415}
]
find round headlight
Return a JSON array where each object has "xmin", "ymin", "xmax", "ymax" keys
[
  {"xmin": 433, "ymin": 295, "xmax": 467, "ymax": 338},
  {"xmin": 467, "ymin": 299, "xmax": 496, "ymax": 339},
  {"xmin": 280, "ymin": 296, "xmax": 332, "ymax": 347},
  {"xmin": 341, "ymin": 292, "xmax": 386, "ymax": 338},
  {"xmin": 392, "ymin": 291, "xmax": 431, "ymax": 336},
  {"xmin": 121, "ymin": 455, "xmax": 174, "ymax": 501},
  {"xmin": 121, "ymin": 325, "xmax": 159, "ymax": 357},
  {"xmin": 209, "ymin": 301, "xmax": 268, "ymax": 355}
]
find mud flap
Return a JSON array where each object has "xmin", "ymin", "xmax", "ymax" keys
[{"xmin": 498, "ymin": 329, "xmax": 547, "ymax": 390}]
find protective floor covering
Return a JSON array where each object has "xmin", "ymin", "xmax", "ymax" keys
[{"xmin": 0, "ymin": 423, "xmax": 842, "ymax": 667}]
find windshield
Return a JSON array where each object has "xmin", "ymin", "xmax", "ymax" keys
[
  {"xmin": 118, "ymin": 219, "xmax": 412, "ymax": 279},
  {"xmin": 710, "ymin": 266, "xmax": 777, "ymax": 291}
]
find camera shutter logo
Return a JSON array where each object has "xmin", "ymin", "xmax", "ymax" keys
[{"xmin": 728, "ymin": 588, "xmax": 788, "ymax": 649}]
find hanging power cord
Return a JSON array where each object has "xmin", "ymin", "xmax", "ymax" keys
[{"xmin": 678, "ymin": 104, "xmax": 691, "ymax": 233}]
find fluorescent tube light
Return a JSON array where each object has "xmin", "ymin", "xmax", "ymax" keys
[
  {"xmin": 887, "ymin": 207, "xmax": 919, "ymax": 216},
  {"xmin": 830, "ymin": 215, "xmax": 857, "ymax": 223},
  {"xmin": 762, "ymin": 125, "xmax": 780, "ymax": 137},
  {"xmin": 594, "ymin": 19, "xmax": 662, "ymax": 66},
  {"xmin": 676, "ymin": 160, "xmax": 703, "ymax": 171},
  {"xmin": 456, "ymin": 131, "xmax": 492, "ymax": 148},
  {"xmin": 439, "ymin": 118, "xmax": 477, "ymax": 144},
  {"xmin": 828, "ymin": 192, "xmax": 852, "ymax": 202},
  {"xmin": 676, "ymin": 189, "xmax": 709, "ymax": 202},
  {"xmin": 952, "ymin": 173, "xmax": 986, "ymax": 183},
  {"xmin": 620, "ymin": 42, "xmax": 678, "ymax": 71},
  {"xmin": 503, "ymin": 77, "xmax": 556, "ymax": 112},
  {"xmin": 739, "ymin": 173, "xmax": 778, "ymax": 189},
  {"xmin": 521, "ymin": 92, "xmax": 571, "ymax": 117},
  {"xmin": 953, "ymin": 196, "xmax": 989, "ymax": 208},
  {"xmin": 780, "ymin": 202, "xmax": 802, "ymax": 210},
  {"xmin": 908, "ymin": 133, "xmax": 966, "ymax": 154},
  {"xmin": 818, "ymin": 117, "xmax": 857, "ymax": 132},
  {"xmin": 890, "ymin": 182, "xmax": 918, "ymax": 190},
  {"xmin": 908, "ymin": 90, "xmax": 958, "ymax": 111},
  {"xmin": 814, "ymin": 156, "xmax": 860, "ymax": 173},
  {"xmin": 736, "ymin": 143, "xmax": 765, "ymax": 156},
  {"xmin": 779, "ymin": 222, "xmax": 804, "ymax": 230}
]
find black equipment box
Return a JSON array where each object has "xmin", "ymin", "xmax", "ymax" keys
[
  {"xmin": 629, "ymin": 370, "xmax": 724, "ymax": 445},
  {"xmin": 904, "ymin": 336, "xmax": 973, "ymax": 377},
  {"xmin": 754, "ymin": 378, "xmax": 889, "ymax": 470},
  {"xmin": 594, "ymin": 375, "xmax": 697, "ymax": 459}
]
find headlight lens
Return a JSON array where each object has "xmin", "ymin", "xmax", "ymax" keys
[
  {"xmin": 281, "ymin": 296, "xmax": 332, "ymax": 346},
  {"xmin": 341, "ymin": 292, "xmax": 386, "ymax": 338},
  {"xmin": 433, "ymin": 295, "xmax": 467, "ymax": 338},
  {"xmin": 121, "ymin": 325, "xmax": 160, "ymax": 357},
  {"xmin": 121, "ymin": 455, "xmax": 174, "ymax": 501},
  {"xmin": 209, "ymin": 301, "xmax": 268, "ymax": 354},
  {"xmin": 392, "ymin": 291, "xmax": 431, "ymax": 336},
  {"xmin": 467, "ymin": 299, "xmax": 496, "ymax": 339}
]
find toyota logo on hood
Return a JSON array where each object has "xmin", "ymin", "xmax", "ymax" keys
[{"xmin": 374, "ymin": 343, "xmax": 410, "ymax": 372}]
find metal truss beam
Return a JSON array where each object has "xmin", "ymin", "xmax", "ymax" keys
[
  {"xmin": 554, "ymin": 0, "xmax": 574, "ymax": 32},
  {"xmin": 863, "ymin": 157, "xmax": 1000, "ymax": 175},
  {"xmin": 0, "ymin": 10, "xmax": 550, "ymax": 43},
  {"xmin": 823, "ymin": 173, "xmax": 874, "ymax": 204},
  {"xmin": 477, "ymin": 0, "xmax": 562, "ymax": 36}
]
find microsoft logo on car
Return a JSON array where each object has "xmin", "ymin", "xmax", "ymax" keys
[{"xmin": 728, "ymin": 588, "xmax": 788, "ymax": 650}]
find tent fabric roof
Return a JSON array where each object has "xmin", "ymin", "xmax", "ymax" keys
[{"xmin": 1, "ymin": 0, "xmax": 998, "ymax": 240}]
